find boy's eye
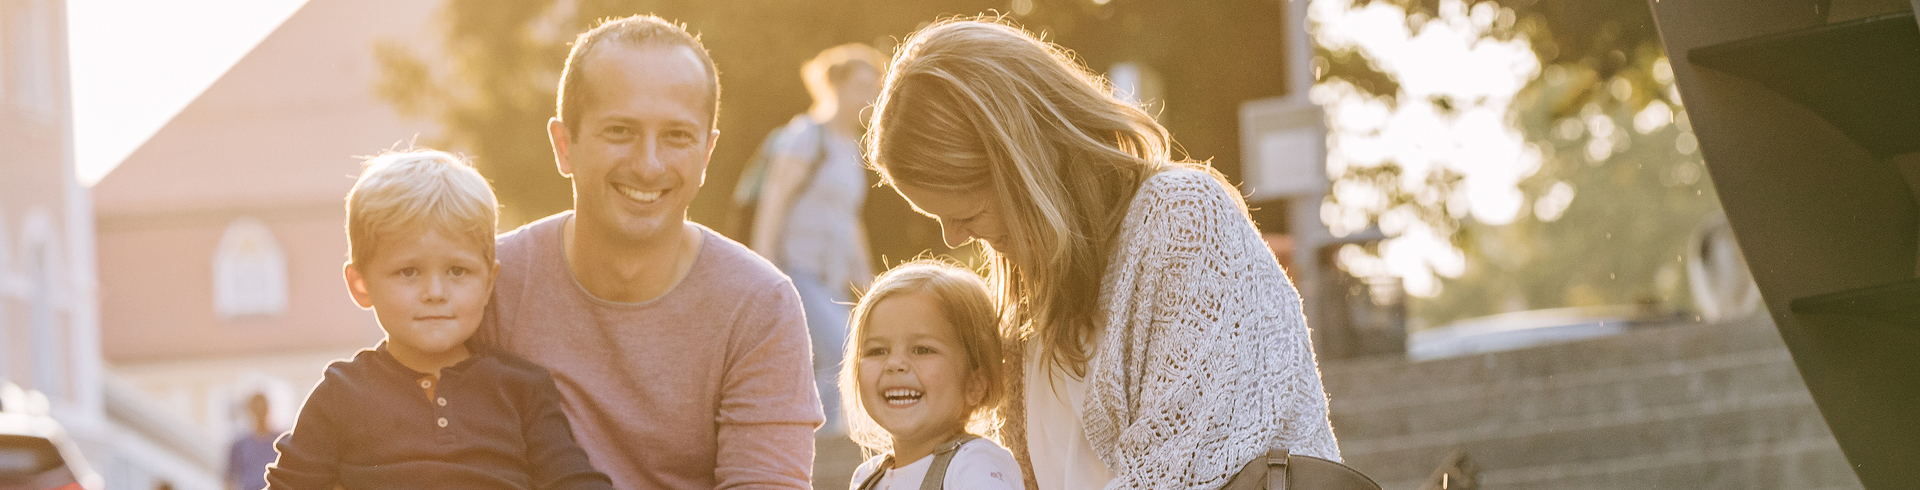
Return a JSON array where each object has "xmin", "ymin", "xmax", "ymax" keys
[
  {"xmin": 449, "ymin": 267, "xmax": 467, "ymax": 276},
  {"xmin": 398, "ymin": 268, "xmax": 418, "ymax": 277}
]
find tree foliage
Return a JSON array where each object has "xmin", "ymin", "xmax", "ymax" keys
[{"xmin": 1313, "ymin": 0, "xmax": 1722, "ymax": 327}]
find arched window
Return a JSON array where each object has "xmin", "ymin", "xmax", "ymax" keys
[{"xmin": 212, "ymin": 218, "xmax": 288, "ymax": 319}]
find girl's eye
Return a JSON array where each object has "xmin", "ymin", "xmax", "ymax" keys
[
  {"xmin": 863, "ymin": 347, "xmax": 887, "ymax": 357},
  {"xmin": 912, "ymin": 345, "xmax": 936, "ymax": 355}
]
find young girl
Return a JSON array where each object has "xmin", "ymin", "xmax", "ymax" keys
[{"xmin": 841, "ymin": 261, "xmax": 1022, "ymax": 490}]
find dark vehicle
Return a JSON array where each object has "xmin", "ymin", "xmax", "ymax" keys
[{"xmin": 0, "ymin": 400, "xmax": 100, "ymax": 490}]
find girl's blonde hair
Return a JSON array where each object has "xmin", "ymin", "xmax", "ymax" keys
[
  {"xmin": 839, "ymin": 260, "xmax": 1005, "ymax": 456},
  {"xmin": 865, "ymin": 17, "xmax": 1186, "ymax": 378}
]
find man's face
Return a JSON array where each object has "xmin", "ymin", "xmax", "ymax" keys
[{"xmin": 551, "ymin": 43, "xmax": 717, "ymax": 246}]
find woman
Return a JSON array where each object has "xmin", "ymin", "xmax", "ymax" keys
[
  {"xmin": 864, "ymin": 19, "xmax": 1340, "ymax": 490},
  {"xmin": 749, "ymin": 43, "xmax": 887, "ymax": 434}
]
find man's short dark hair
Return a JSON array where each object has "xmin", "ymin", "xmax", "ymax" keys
[{"xmin": 555, "ymin": 15, "xmax": 721, "ymax": 139}]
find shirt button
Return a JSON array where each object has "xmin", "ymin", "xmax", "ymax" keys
[
  {"xmin": 437, "ymin": 417, "xmax": 448, "ymax": 428},
  {"xmin": 420, "ymin": 379, "xmax": 433, "ymax": 389},
  {"xmin": 436, "ymin": 397, "xmax": 447, "ymax": 407}
]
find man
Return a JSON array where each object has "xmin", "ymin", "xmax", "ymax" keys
[{"xmin": 477, "ymin": 15, "xmax": 820, "ymax": 489}]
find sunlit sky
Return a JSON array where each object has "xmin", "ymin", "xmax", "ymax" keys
[{"xmin": 67, "ymin": 0, "xmax": 311, "ymax": 185}]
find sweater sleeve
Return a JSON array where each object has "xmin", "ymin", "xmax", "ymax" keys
[
  {"xmin": 518, "ymin": 366, "xmax": 615, "ymax": 490},
  {"xmin": 1082, "ymin": 170, "xmax": 1340, "ymax": 490},
  {"xmin": 713, "ymin": 278, "xmax": 822, "ymax": 489},
  {"xmin": 265, "ymin": 373, "xmax": 345, "ymax": 490}
]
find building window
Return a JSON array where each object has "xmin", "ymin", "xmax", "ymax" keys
[
  {"xmin": 12, "ymin": 0, "xmax": 58, "ymax": 118},
  {"xmin": 1107, "ymin": 62, "xmax": 1165, "ymax": 116},
  {"xmin": 213, "ymin": 218, "xmax": 288, "ymax": 319},
  {"xmin": 27, "ymin": 242, "xmax": 62, "ymax": 400},
  {"xmin": 19, "ymin": 209, "xmax": 63, "ymax": 401},
  {"xmin": 0, "ymin": 211, "xmax": 10, "ymax": 382}
]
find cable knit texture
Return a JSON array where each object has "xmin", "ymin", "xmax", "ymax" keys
[{"xmin": 1078, "ymin": 168, "xmax": 1340, "ymax": 489}]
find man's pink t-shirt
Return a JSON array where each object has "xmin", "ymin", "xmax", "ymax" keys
[{"xmin": 477, "ymin": 212, "xmax": 822, "ymax": 489}]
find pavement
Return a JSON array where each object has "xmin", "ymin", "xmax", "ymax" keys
[{"xmin": 813, "ymin": 434, "xmax": 866, "ymax": 490}]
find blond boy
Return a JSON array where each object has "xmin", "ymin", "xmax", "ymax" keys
[{"xmin": 265, "ymin": 150, "xmax": 611, "ymax": 490}]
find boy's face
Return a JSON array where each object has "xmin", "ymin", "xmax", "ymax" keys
[{"xmin": 345, "ymin": 227, "xmax": 496, "ymax": 368}]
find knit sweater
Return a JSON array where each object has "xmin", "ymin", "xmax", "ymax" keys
[{"xmin": 1017, "ymin": 168, "xmax": 1341, "ymax": 490}]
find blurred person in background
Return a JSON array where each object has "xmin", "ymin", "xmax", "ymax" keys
[
  {"xmin": 225, "ymin": 393, "xmax": 276, "ymax": 490},
  {"xmin": 743, "ymin": 43, "xmax": 887, "ymax": 436}
]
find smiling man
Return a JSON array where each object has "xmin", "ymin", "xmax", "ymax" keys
[{"xmin": 475, "ymin": 15, "xmax": 821, "ymax": 490}]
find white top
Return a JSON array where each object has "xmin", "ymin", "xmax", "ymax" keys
[
  {"xmin": 1028, "ymin": 168, "xmax": 1340, "ymax": 489},
  {"xmin": 848, "ymin": 438, "xmax": 1023, "ymax": 490},
  {"xmin": 1024, "ymin": 345, "xmax": 1115, "ymax": 490},
  {"xmin": 751, "ymin": 116, "xmax": 872, "ymax": 291}
]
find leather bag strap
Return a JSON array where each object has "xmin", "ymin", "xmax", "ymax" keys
[{"xmin": 1268, "ymin": 448, "xmax": 1290, "ymax": 490}]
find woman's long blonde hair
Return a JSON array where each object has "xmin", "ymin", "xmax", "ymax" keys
[
  {"xmin": 840, "ymin": 260, "xmax": 1006, "ymax": 456},
  {"xmin": 866, "ymin": 17, "xmax": 1179, "ymax": 378}
]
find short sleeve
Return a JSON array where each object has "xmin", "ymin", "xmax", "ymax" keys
[
  {"xmin": 944, "ymin": 440, "xmax": 1022, "ymax": 490},
  {"xmin": 712, "ymin": 278, "xmax": 821, "ymax": 488}
]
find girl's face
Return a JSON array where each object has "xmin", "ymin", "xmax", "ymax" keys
[{"xmin": 858, "ymin": 291, "xmax": 984, "ymax": 450}]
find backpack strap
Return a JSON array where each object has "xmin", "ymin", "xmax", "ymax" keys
[
  {"xmin": 854, "ymin": 454, "xmax": 895, "ymax": 490},
  {"xmin": 919, "ymin": 434, "xmax": 982, "ymax": 490}
]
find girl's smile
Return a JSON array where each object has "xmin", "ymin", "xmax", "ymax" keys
[{"xmin": 858, "ymin": 291, "xmax": 985, "ymax": 463}]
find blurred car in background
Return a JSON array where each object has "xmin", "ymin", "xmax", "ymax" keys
[{"xmin": 0, "ymin": 385, "xmax": 101, "ymax": 490}]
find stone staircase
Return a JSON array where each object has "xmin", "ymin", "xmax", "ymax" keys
[{"xmin": 1322, "ymin": 316, "xmax": 1863, "ymax": 490}]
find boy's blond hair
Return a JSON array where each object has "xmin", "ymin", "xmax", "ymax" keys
[
  {"xmin": 345, "ymin": 150, "xmax": 498, "ymax": 269},
  {"xmin": 839, "ymin": 259, "xmax": 1005, "ymax": 456}
]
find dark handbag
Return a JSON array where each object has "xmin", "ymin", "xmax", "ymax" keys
[{"xmin": 1221, "ymin": 449, "xmax": 1382, "ymax": 490}]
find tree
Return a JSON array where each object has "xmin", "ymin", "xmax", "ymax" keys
[{"xmin": 1311, "ymin": 0, "xmax": 1721, "ymax": 327}]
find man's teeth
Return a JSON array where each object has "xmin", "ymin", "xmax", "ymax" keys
[{"xmin": 618, "ymin": 186, "xmax": 662, "ymax": 203}]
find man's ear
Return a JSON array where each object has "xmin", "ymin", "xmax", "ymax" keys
[
  {"xmin": 549, "ymin": 118, "xmax": 574, "ymax": 178},
  {"xmin": 343, "ymin": 262, "xmax": 375, "ymax": 310},
  {"xmin": 706, "ymin": 129, "xmax": 722, "ymax": 158}
]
